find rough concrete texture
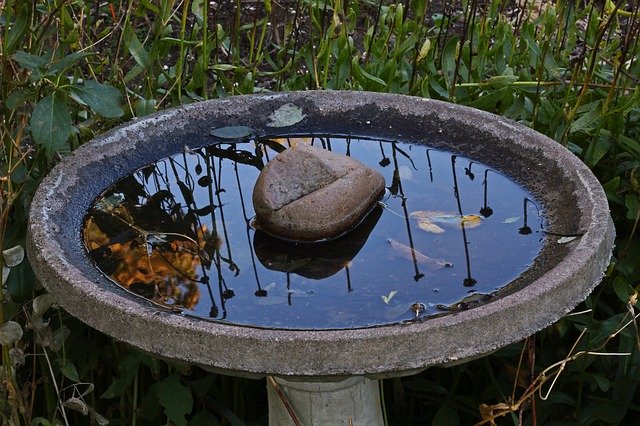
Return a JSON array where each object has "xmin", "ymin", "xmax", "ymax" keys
[
  {"xmin": 252, "ymin": 144, "xmax": 385, "ymax": 241},
  {"xmin": 267, "ymin": 377, "xmax": 383, "ymax": 425},
  {"xmin": 27, "ymin": 91, "xmax": 615, "ymax": 379}
]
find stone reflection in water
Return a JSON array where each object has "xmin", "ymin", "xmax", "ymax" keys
[
  {"xmin": 254, "ymin": 207, "xmax": 382, "ymax": 280},
  {"xmin": 83, "ymin": 135, "xmax": 545, "ymax": 330}
]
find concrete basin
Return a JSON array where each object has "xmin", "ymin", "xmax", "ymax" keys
[{"xmin": 27, "ymin": 91, "xmax": 614, "ymax": 424}]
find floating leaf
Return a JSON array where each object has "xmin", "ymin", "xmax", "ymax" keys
[
  {"xmin": 410, "ymin": 210, "xmax": 447, "ymax": 220},
  {"xmin": 399, "ymin": 165, "xmax": 413, "ymax": 180},
  {"xmin": 502, "ymin": 216, "xmax": 520, "ymax": 224},
  {"xmin": 557, "ymin": 236, "xmax": 578, "ymax": 244},
  {"xmin": 387, "ymin": 238, "xmax": 452, "ymax": 269},
  {"xmin": 209, "ymin": 125, "xmax": 253, "ymax": 140},
  {"xmin": 95, "ymin": 194, "xmax": 125, "ymax": 212},
  {"xmin": 266, "ymin": 103, "xmax": 305, "ymax": 127},
  {"xmin": 382, "ymin": 290, "xmax": 398, "ymax": 304},
  {"xmin": 3, "ymin": 245, "xmax": 24, "ymax": 267},
  {"xmin": 460, "ymin": 215, "xmax": 482, "ymax": 228},
  {"xmin": 0, "ymin": 321, "xmax": 23, "ymax": 345},
  {"xmin": 416, "ymin": 219, "xmax": 445, "ymax": 234},
  {"xmin": 410, "ymin": 211, "xmax": 481, "ymax": 231},
  {"xmin": 430, "ymin": 214, "xmax": 482, "ymax": 228}
]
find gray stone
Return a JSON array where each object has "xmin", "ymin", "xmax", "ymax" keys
[{"xmin": 252, "ymin": 144, "xmax": 386, "ymax": 242}]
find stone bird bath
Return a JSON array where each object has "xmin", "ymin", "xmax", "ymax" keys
[{"xmin": 27, "ymin": 91, "xmax": 614, "ymax": 424}]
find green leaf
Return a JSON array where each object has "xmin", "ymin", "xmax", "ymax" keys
[
  {"xmin": 61, "ymin": 362, "xmax": 80, "ymax": 382},
  {"xmin": 30, "ymin": 93, "xmax": 74, "ymax": 157},
  {"xmin": 189, "ymin": 411, "xmax": 221, "ymax": 426},
  {"xmin": 570, "ymin": 103, "xmax": 601, "ymax": 134},
  {"xmin": 139, "ymin": 0, "xmax": 160, "ymax": 13},
  {"xmin": 124, "ymin": 22, "xmax": 150, "ymax": 69},
  {"xmin": 71, "ymin": 81, "xmax": 124, "ymax": 118},
  {"xmin": 12, "ymin": 50, "xmax": 47, "ymax": 70},
  {"xmin": 49, "ymin": 51, "xmax": 93, "ymax": 75},
  {"xmin": 432, "ymin": 401, "xmax": 460, "ymax": 426},
  {"xmin": 613, "ymin": 277, "xmax": 631, "ymax": 304},
  {"xmin": 441, "ymin": 37, "xmax": 459, "ymax": 87},
  {"xmin": 483, "ymin": 74, "xmax": 518, "ymax": 89},
  {"xmin": 102, "ymin": 354, "xmax": 141, "ymax": 398},
  {"xmin": 6, "ymin": 256, "xmax": 35, "ymax": 302},
  {"xmin": 210, "ymin": 63, "xmax": 237, "ymax": 71},
  {"xmin": 158, "ymin": 374, "xmax": 193, "ymax": 426},
  {"xmin": 625, "ymin": 195, "xmax": 640, "ymax": 220},
  {"xmin": 135, "ymin": 98, "xmax": 156, "ymax": 117},
  {"xmin": 5, "ymin": 4, "xmax": 29, "ymax": 53},
  {"xmin": 5, "ymin": 88, "xmax": 36, "ymax": 109}
]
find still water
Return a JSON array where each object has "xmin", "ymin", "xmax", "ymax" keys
[{"xmin": 83, "ymin": 136, "xmax": 544, "ymax": 329}]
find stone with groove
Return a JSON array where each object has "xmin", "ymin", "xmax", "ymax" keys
[{"xmin": 252, "ymin": 144, "xmax": 385, "ymax": 242}]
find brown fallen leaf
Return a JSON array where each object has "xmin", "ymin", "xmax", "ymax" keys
[
  {"xmin": 387, "ymin": 238, "xmax": 452, "ymax": 269},
  {"xmin": 410, "ymin": 210, "xmax": 482, "ymax": 232}
]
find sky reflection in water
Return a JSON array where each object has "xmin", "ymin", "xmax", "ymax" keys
[{"xmin": 83, "ymin": 136, "xmax": 544, "ymax": 329}]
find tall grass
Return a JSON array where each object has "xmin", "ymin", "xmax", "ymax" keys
[{"xmin": 1, "ymin": 0, "xmax": 639, "ymax": 424}]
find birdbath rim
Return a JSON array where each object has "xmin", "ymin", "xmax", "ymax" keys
[{"xmin": 27, "ymin": 91, "xmax": 615, "ymax": 379}]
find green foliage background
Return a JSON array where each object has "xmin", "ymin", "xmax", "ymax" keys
[{"xmin": 1, "ymin": 0, "xmax": 639, "ymax": 424}]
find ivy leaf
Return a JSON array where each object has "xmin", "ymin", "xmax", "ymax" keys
[
  {"xmin": 2, "ymin": 245, "xmax": 24, "ymax": 267},
  {"xmin": 102, "ymin": 354, "xmax": 141, "ymax": 398},
  {"xmin": 266, "ymin": 103, "xmax": 305, "ymax": 127},
  {"xmin": 72, "ymin": 81, "xmax": 124, "ymax": 118},
  {"xmin": 158, "ymin": 374, "xmax": 193, "ymax": 426},
  {"xmin": 33, "ymin": 293, "xmax": 56, "ymax": 316},
  {"xmin": 0, "ymin": 321, "xmax": 23, "ymax": 345},
  {"xmin": 61, "ymin": 362, "xmax": 80, "ymax": 382},
  {"xmin": 6, "ymin": 256, "xmax": 35, "ymax": 303},
  {"xmin": 30, "ymin": 93, "xmax": 74, "ymax": 157}
]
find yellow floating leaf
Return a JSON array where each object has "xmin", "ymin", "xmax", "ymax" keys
[
  {"xmin": 409, "ymin": 210, "xmax": 446, "ymax": 220},
  {"xmin": 460, "ymin": 214, "xmax": 482, "ymax": 228}
]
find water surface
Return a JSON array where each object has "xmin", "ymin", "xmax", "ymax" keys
[{"xmin": 83, "ymin": 136, "xmax": 545, "ymax": 329}]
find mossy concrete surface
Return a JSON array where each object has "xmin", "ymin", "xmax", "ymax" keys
[{"xmin": 27, "ymin": 91, "xmax": 614, "ymax": 380}]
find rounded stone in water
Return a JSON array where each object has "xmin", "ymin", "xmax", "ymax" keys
[{"xmin": 252, "ymin": 144, "xmax": 386, "ymax": 242}]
